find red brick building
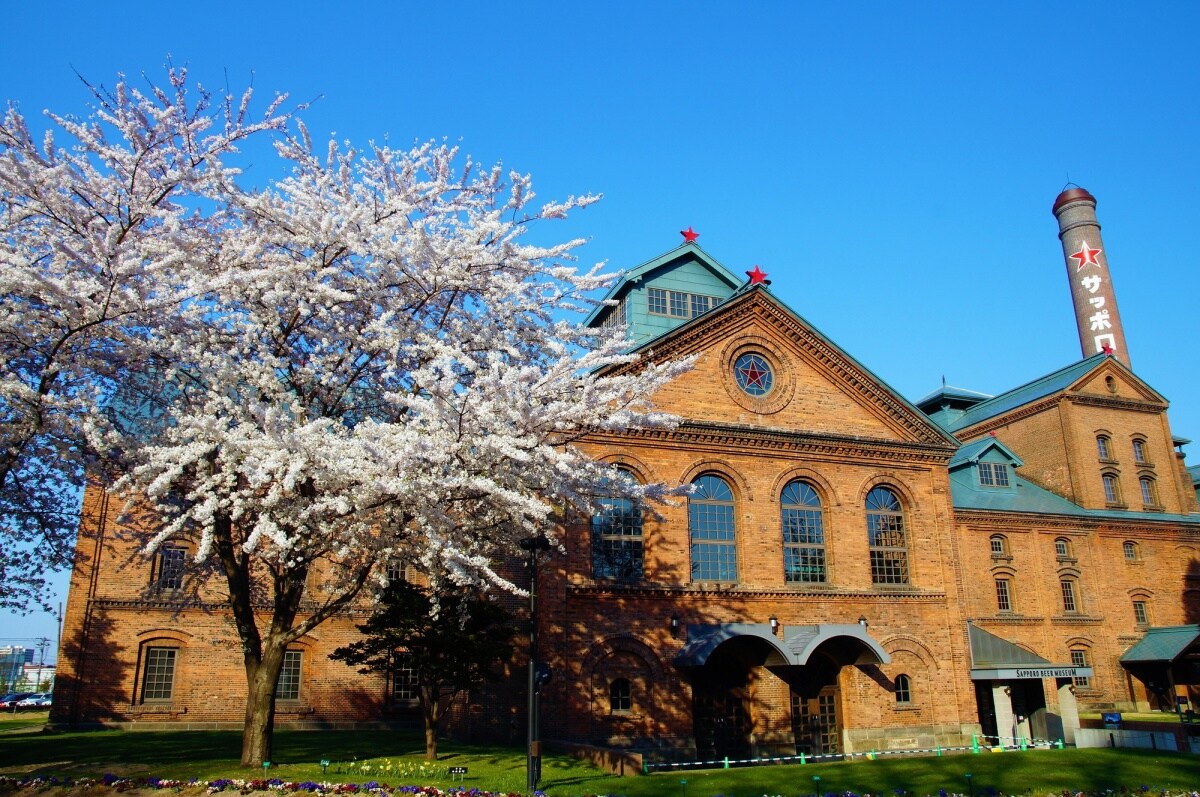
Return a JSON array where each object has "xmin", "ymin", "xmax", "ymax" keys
[{"xmin": 50, "ymin": 192, "xmax": 1200, "ymax": 760}]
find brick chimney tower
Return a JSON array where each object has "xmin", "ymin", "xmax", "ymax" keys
[{"xmin": 1052, "ymin": 187, "xmax": 1131, "ymax": 367}]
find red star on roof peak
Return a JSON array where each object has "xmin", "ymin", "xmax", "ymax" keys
[
  {"xmin": 1069, "ymin": 241, "xmax": 1103, "ymax": 271},
  {"xmin": 746, "ymin": 265, "xmax": 769, "ymax": 285},
  {"xmin": 680, "ymin": 226, "xmax": 699, "ymax": 243},
  {"xmin": 1101, "ymin": 342, "xmax": 1114, "ymax": 356}
]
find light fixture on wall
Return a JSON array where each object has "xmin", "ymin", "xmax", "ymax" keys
[
  {"xmin": 858, "ymin": 615, "xmax": 869, "ymax": 628},
  {"xmin": 769, "ymin": 615, "xmax": 779, "ymax": 633}
]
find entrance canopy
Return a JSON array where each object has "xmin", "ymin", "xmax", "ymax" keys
[
  {"xmin": 968, "ymin": 623, "xmax": 1092, "ymax": 681},
  {"xmin": 1120, "ymin": 625, "xmax": 1200, "ymax": 665},
  {"xmin": 675, "ymin": 623, "xmax": 890, "ymax": 667}
]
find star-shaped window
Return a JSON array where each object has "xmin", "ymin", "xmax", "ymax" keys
[{"xmin": 733, "ymin": 353, "xmax": 773, "ymax": 396}]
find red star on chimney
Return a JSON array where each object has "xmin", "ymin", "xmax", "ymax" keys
[
  {"xmin": 1102, "ymin": 342, "xmax": 1114, "ymax": 356},
  {"xmin": 746, "ymin": 265, "xmax": 769, "ymax": 285},
  {"xmin": 1069, "ymin": 241, "xmax": 1103, "ymax": 272},
  {"xmin": 681, "ymin": 226, "xmax": 699, "ymax": 243}
]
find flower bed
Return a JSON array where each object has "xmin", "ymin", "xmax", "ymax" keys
[{"xmin": 0, "ymin": 776, "xmax": 545, "ymax": 797}]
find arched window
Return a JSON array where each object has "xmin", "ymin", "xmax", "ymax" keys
[
  {"xmin": 894, "ymin": 674, "xmax": 912, "ymax": 704},
  {"xmin": 1139, "ymin": 477, "xmax": 1158, "ymax": 507},
  {"xmin": 1096, "ymin": 435, "xmax": 1113, "ymax": 461},
  {"xmin": 990, "ymin": 535, "xmax": 1008, "ymax": 557},
  {"xmin": 1123, "ymin": 541, "xmax": 1139, "ymax": 561},
  {"xmin": 1102, "ymin": 473, "xmax": 1122, "ymax": 504},
  {"xmin": 1070, "ymin": 648, "xmax": 1091, "ymax": 688},
  {"xmin": 782, "ymin": 481, "xmax": 825, "ymax": 583},
  {"xmin": 995, "ymin": 578, "xmax": 1012, "ymax": 612},
  {"xmin": 1132, "ymin": 438, "xmax": 1149, "ymax": 464},
  {"xmin": 609, "ymin": 678, "xmax": 632, "ymax": 713},
  {"xmin": 592, "ymin": 470, "xmax": 643, "ymax": 581},
  {"xmin": 1132, "ymin": 599, "xmax": 1150, "ymax": 626},
  {"xmin": 1060, "ymin": 578, "xmax": 1080, "ymax": 613},
  {"xmin": 151, "ymin": 544, "xmax": 187, "ymax": 592},
  {"xmin": 690, "ymin": 475, "xmax": 737, "ymax": 582},
  {"xmin": 1054, "ymin": 537, "xmax": 1073, "ymax": 559},
  {"xmin": 866, "ymin": 487, "xmax": 908, "ymax": 585}
]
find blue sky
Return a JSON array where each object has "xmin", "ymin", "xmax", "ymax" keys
[{"xmin": 3, "ymin": 1, "xmax": 1199, "ymax": 649}]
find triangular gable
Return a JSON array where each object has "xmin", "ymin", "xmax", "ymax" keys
[
  {"xmin": 1066, "ymin": 356, "xmax": 1168, "ymax": 405},
  {"xmin": 610, "ymin": 285, "xmax": 959, "ymax": 448},
  {"xmin": 948, "ymin": 438, "xmax": 1024, "ymax": 470},
  {"xmin": 947, "ymin": 354, "xmax": 1167, "ymax": 433}
]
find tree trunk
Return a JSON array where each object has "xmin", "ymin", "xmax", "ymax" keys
[
  {"xmin": 240, "ymin": 644, "xmax": 287, "ymax": 767},
  {"xmin": 421, "ymin": 685, "xmax": 439, "ymax": 760}
]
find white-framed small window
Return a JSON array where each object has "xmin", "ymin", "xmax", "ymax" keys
[
  {"xmin": 1133, "ymin": 600, "xmax": 1149, "ymax": 626},
  {"xmin": 996, "ymin": 578, "xmax": 1012, "ymax": 612},
  {"xmin": 275, "ymin": 650, "xmax": 302, "ymax": 701},
  {"xmin": 990, "ymin": 535, "xmax": 1008, "ymax": 557},
  {"xmin": 1139, "ymin": 477, "xmax": 1158, "ymax": 507},
  {"xmin": 978, "ymin": 462, "xmax": 1010, "ymax": 487},
  {"xmin": 1123, "ymin": 541, "xmax": 1139, "ymax": 561},
  {"xmin": 1055, "ymin": 538, "xmax": 1072, "ymax": 559},
  {"xmin": 1060, "ymin": 579, "xmax": 1079, "ymax": 613},
  {"xmin": 1102, "ymin": 474, "xmax": 1122, "ymax": 504},
  {"xmin": 1070, "ymin": 649, "xmax": 1091, "ymax": 688},
  {"xmin": 1096, "ymin": 435, "xmax": 1112, "ymax": 461},
  {"xmin": 1132, "ymin": 439, "xmax": 1149, "ymax": 464}
]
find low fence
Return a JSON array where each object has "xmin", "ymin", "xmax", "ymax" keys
[{"xmin": 643, "ymin": 734, "xmax": 1065, "ymax": 773}]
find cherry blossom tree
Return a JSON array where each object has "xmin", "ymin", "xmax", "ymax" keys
[
  {"xmin": 0, "ymin": 69, "xmax": 289, "ymax": 612},
  {"xmin": 6, "ymin": 71, "xmax": 689, "ymax": 766}
]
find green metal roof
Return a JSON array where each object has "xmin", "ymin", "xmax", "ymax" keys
[
  {"xmin": 1119, "ymin": 626, "xmax": 1200, "ymax": 664},
  {"xmin": 969, "ymin": 624, "xmax": 1051, "ymax": 669},
  {"xmin": 937, "ymin": 353, "xmax": 1135, "ymax": 433},
  {"xmin": 948, "ymin": 437, "xmax": 1024, "ymax": 469}
]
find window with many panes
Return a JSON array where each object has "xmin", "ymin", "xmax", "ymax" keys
[
  {"xmin": 1123, "ymin": 541, "xmax": 1139, "ymax": 561},
  {"xmin": 609, "ymin": 678, "xmax": 631, "ymax": 713},
  {"xmin": 1102, "ymin": 474, "xmax": 1122, "ymax": 504},
  {"xmin": 781, "ymin": 481, "xmax": 825, "ymax": 583},
  {"xmin": 647, "ymin": 287, "xmax": 719, "ymax": 319},
  {"xmin": 1132, "ymin": 438, "xmax": 1149, "ymax": 464},
  {"xmin": 1060, "ymin": 579, "xmax": 1079, "ymax": 613},
  {"xmin": 1133, "ymin": 600, "xmax": 1149, "ymax": 626},
  {"xmin": 600, "ymin": 297, "xmax": 627, "ymax": 329},
  {"xmin": 141, "ymin": 647, "xmax": 177, "ymax": 702},
  {"xmin": 894, "ymin": 674, "xmax": 912, "ymax": 704},
  {"xmin": 1096, "ymin": 435, "xmax": 1112, "ymax": 461},
  {"xmin": 275, "ymin": 650, "xmax": 302, "ymax": 700},
  {"xmin": 1139, "ymin": 477, "xmax": 1158, "ymax": 507},
  {"xmin": 1055, "ymin": 538, "xmax": 1072, "ymax": 559},
  {"xmin": 154, "ymin": 546, "xmax": 186, "ymax": 592},
  {"xmin": 592, "ymin": 472, "xmax": 643, "ymax": 582},
  {"xmin": 1070, "ymin": 649, "xmax": 1090, "ymax": 688},
  {"xmin": 390, "ymin": 653, "xmax": 419, "ymax": 705},
  {"xmin": 978, "ymin": 462, "xmax": 1010, "ymax": 487},
  {"xmin": 689, "ymin": 475, "xmax": 737, "ymax": 582},
  {"xmin": 990, "ymin": 535, "xmax": 1008, "ymax": 557},
  {"xmin": 866, "ymin": 487, "xmax": 909, "ymax": 585},
  {"xmin": 995, "ymin": 578, "xmax": 1012, "ymax": 612}
]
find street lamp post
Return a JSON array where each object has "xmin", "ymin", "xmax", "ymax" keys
[{"xmin": 520, "ymin": 536, "xmax": 552, "ymax": 793}]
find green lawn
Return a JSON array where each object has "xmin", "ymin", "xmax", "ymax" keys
[
  {"xmin": 0, "ymin": 710, "xmax": 50, "ymax": 733},
  {"xmin": 0, "ymin": 728, "xmax": 1198, "ymax": 796}
]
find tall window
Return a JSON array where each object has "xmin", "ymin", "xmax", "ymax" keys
[
  {"xmin": 866, "ymin": 487, "xmax": 909, "ymax": 585},
  {"xmin": 1139, "ymin": 477, "xmax": 1157, "ymax": 507},
  {"xmin": 274, "ymin": 650, "xmax": 302, "ymax": 700},
  {"xmin": 1102, "ymin": 474, "xmax": 1122, "ymax": 504},
  {"xmin": 592, "ymin": 473, "xmax": 644, "ymax": 581},
  {"xmin": 689, "ymin": 475, "xmax": 737, "ymax": 582},
  {"xmin": 978, "ymin": 462, "xmax": 1010, "ymax": 487},
  {"xmin": 782, "ymin": 481, "xmax": 825, "ymax": 583},
  {"xmin": 995, "ymin": 578, "xmax": 1012, "ymax": 612},
  {"xmin": 153, "ymin": 546, "xmax": 186, "ymax": 592},
  {"xmin": 1070, "ymin": 649, "xmax": 1090, "ymax": 688},
  {"xmin": 894, "ymin": 674, "xmax": 912, "ymax": 704},
  {"xmin": 390, "ymin": 653, "xmax": 419, "ymax": 705},
  {"xmin": 1096, "ymin": 435, "xmax": 1112, "ymax": 460},
  {"xmin": 1132, "ymin": 438, "xmax": 1149, "ymax": 464},
  {"xmin": 1060, "ymin": 579, "xmax": 1079, "ymax": 613},
  {"xmin": 1133, "ymin": 600, "xmax": 1149, "ymax": 626},
  {"xmin": 609, "ymin": 678, "xmax": 632, "ymax": 713},
  {"xmin": 141, "ymin": 647, "xmax": 177, "ymax": 702}
]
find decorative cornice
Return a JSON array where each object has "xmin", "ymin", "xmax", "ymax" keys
[
  {"xmin": 1066, "ymin": 394, "xmax": 1166, "ymax": 413},
  {"xmin": 567, "ymin": 582, "xmax": 947, "ymax": 601},
  {"xmin": 956, "ymin": 509, "xmax": 1200, "ymax": 534},
  {"xmin": 1050, "ymin": 615, "xmax": 1104, "ymax": 625},
  {"xmin": 971, "ymin": 616, "xmax": 1045, "ymax": 625},
  {"xmin": 589, "ymin": 420, "xmax": 956, "ymax": 466}
]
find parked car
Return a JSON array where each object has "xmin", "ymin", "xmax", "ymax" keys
[
  {"xmin": 15, "ymin": 693, "xmax": 51, "ymax": 709},
  {"xmin": 0, "ymin": 692, "xmax": 33, "ymax": 710}
]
